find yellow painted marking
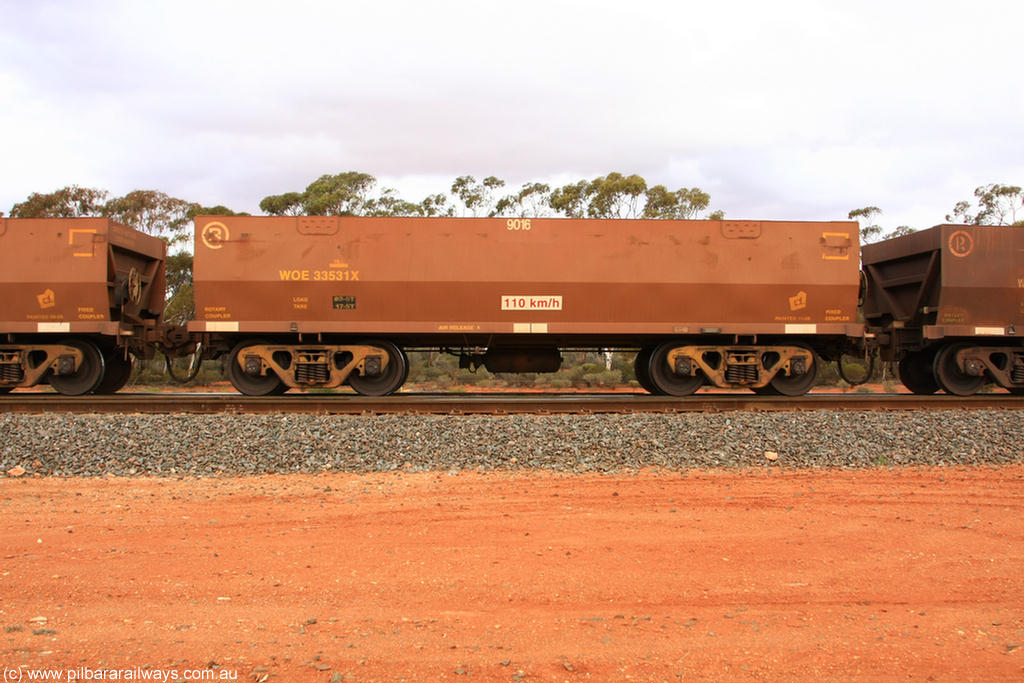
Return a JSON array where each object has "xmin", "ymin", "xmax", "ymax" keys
[
  {"xmin": 36, "ymin": 289, "xmax": 55, "ymax": 309},
  {"xmin": 201, "ymin": 221, "xmax": 229, "ymax": 250},
  {"xmin": 68, "ymin": 228, "xmax": 97, "ymax": 257},
  {"xmin": 279, "ymin": 268, "xmax": 360, "ymax": 281},
  {"xmin": 821, "ymin": 232, "xmax": 851, "ymax": 260},
  {"xmin": 505, "ymin": 218, "xmax": 532, "ymax": 231}
]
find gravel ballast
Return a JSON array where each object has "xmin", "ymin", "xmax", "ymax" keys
[{"xmin": 2, "ymin": 410, "xmax": 1022, "ymax": 477}]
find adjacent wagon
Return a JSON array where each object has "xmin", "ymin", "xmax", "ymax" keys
[
  {"xmin": 863, "ymin": 224, "xmax": 1024, "ymax": 395},
  {"xmin": 0, "ymin": 218, "xmax": 168, "ymax": 394}
]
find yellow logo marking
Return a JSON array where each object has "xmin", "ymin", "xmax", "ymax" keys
[
  {"xmin": 201, "ymin": 221, "xmax": 229, "ymax": 250},
  {"xmin": 68, "ymin": 228, "xmax": 97, "ymax": 257},
  {"xmin": 821, "ymin": 232, "xmax": 851, "ymax": 260},
  {"xmin": 37, "ymin": 289, "xmax": 56, "ymax": 309},
  {"xmin": 789, "ymin": 291, "xmax": 807, "ymax": 311}
]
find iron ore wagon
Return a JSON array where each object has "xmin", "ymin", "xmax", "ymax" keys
[
  {"xmin": 189, "ymin": 215, "xmax": 863, "ymax": 396},
  {"xmin": 0, "ymin": 217, "xmax": 170, "ymax": 395}
]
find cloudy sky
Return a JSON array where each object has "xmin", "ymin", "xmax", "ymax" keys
[{"xmin": 2, "ymin": 0, "xmax": 1022, "ymax": 231}]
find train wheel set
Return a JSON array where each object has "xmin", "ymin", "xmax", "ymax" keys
[{"xmin": 223, "ymin": 338, "xmax": 409, "ymax": 396}]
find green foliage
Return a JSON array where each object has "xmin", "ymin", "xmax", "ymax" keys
[
  {"xmin": 946, "ymin": 183, "xmax": 1023, "ymax": 226},
  {"xmin": 451, "ymin": 175, "xmax": 506, "ymax": 217},
  {"xmin": 582, "ymin": 369, "xmax": 623, "ymax": 388},
  {"xmin": 259, "ymin": 191, "xmax": 304, "ymax": 216},
  {"xmin": 547, "ymin": 180, "xmax": 590, "ymax": 218},
  {"xmin": 132, "ymin": 356, "xmax": 223, "ymax": 387},
  {"xmin": 609, "ymin": 353, "xmax": 637, "ymax": 383},
  {"xmin": 11, "ymin": 185, "xmax": 212, "ymax": 247},
  {"xmin": 548, "ymin": 173, "xmax": 722, "ymax": 220},
  {"xmin": 255, "ymin": 169, "xmax": 726, "ymax": 222},
  {"xmin": 549, "ymin": 172, "xmax": 647, "ymax": 218},
  {"xmin": 365, "ymin": 188, "xmax": 422, "ymax": 217},
  {"xmin": 587, "ymin": 173, "xmax": 647, "ymax": 218},
  {"xmin": 102, "ymin": 190, "xmax": 196, "ymax": 247},
  {"xmin": 260, "ymin": 174, "xmax": 456, "ymax": 218},
  {"xmin": 847, "ymin": 208, "xmax": 917, "ymax": 242},
  {"xmin": 494, "ymin": 182, "xmax": 552, "ymax": 218},
  {"xmin": 10, "ymin": 185, "xmax": 108, "ymax": 218},
  {"xmin": 417, "ymin": 193, "xmax": 454, "ymax": 217},
  {"xmin": 302, "ymin": 171, "xmax": 378, "ymax": 216},
  {"xmin": 849, "ymin": 206, "xmax": 883, "ymax": 243},
  {"xmin": 163, "ymin": 252, "xmax": 194, "ymax": 326},
  {"xmin": 643, "ymin": 185, "xmax": 712, "ymax": 219},
  {"xmin": 888, "ymin": 226, "xmax": 916, "ymax": 238},
  {"xmin": 189, "ymin": 204, "xmax": 247, "ymax": 219}
]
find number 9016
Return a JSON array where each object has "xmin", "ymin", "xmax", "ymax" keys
[{"xmin": 506, "ymin": 219, "xmax": 531, "ymax": 231}]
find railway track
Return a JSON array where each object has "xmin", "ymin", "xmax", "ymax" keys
[{"xmin": 2, "ymin": 392, "xmax": 1023, "ymax": 414}]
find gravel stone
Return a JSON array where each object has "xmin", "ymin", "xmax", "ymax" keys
[{"xmin": 1, "ymin": 410, "xmax": 1022, "ymax": 477}]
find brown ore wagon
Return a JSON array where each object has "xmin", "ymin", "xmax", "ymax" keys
[
  {"xmin": 863, "ymin": 223, "xmax": 1024, "ymax": 395},
  {"xmin": 0, "ymin": 218, "xmax": 168, "ymax": 395},
  {"xmin": 191, "ymin": 215, "xmax": 863, "ymax": 396}
]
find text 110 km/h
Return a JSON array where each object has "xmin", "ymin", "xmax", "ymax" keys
[{"xmin": 501, "ymin": 295, "xmax": 563, "ymax": 311}]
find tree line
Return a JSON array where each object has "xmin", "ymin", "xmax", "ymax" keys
[{"xmin": 257, "ymin": 171, "xmax": 725, "ymax": 221}]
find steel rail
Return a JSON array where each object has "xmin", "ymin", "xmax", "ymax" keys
[{"xmin": 2, "ymin": 392, "xmax": 1024, "ymax": 415}]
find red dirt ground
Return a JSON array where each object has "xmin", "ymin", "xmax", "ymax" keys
[{"xmin": 2, "ymin": 466, "xmax": 1023, "ymax": 682}]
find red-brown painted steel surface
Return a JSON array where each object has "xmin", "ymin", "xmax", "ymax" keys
[
  {"xmin": 190, "ymin": 216, "xmax": 862, "ymax": 341},
  {"xmin": 0, "ymin": 218, "xmax": 166, "ymax": 335},
  {"xmin": 862, "ymin": 224, "xmax": 1024, "ymax": 338}
]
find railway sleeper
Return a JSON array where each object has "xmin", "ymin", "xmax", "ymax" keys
[
  {"xmin": 233, "ymin": 343, "xmax": 390, "ymax": 390},
  {"xmin": 665, "ymin": 345, "xmax": 815, "ymax": 390},
  {"xmin": 0, "ymin": 345, "xmax": 87, "ymax": 389}
]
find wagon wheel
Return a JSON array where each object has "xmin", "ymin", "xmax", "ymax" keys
[
  {"xmin": 226, "ymin": 339, "xmax": 288, "ymax": 396},
  {"xmin": 347, "ymin": 340, "xmax": 408, "ymax": 396},
  {"xmin": 897, "ymin": 350, "xmax": 939, "ymax": 395},
  {"xmin": 126, "ymin": 267, "xmax": 142, "ymax": 304},
  {"xmin": 647, "ymin": 342, "xmax": 704, "ymax": 396},
  {"xmin": 633, "ymin": 347, "xmax": 660, "ymax": 394},
  {"xmin": 751, "ymin": 384, "xmax": 782, "ymax": 395},
  {"xmin": 49, "ymin": 339, "xmax": 105, "ymax": 396},
  {"xmin": 934, "ymin": 344, "xmax": 985, "ymax": 396},
  {"xmin": 768, "ymin": 346, "xmax": 819, "ymax": 397},
  {"xmin": 94, "ymin": 351, "xmax": 134, "ymax": 394}
]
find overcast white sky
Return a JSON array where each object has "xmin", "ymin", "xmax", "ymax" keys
[{"xmin": 2, "ymin": 0, "xmax": 1022, "ymax": 230}]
